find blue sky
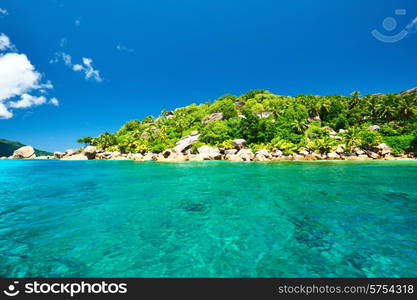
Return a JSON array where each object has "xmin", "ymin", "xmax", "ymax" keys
[{"xmin": 0, "ymin": 0, "xmax": 417, "ymax": 151}]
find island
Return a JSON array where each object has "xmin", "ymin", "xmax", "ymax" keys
[{"xmin": 3, "ymin": 88, "xmax": 417, "ymax": 162}]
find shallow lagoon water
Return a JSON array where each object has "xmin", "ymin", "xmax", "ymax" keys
[{"xmin": 0, "ymin": 160, "xmax": 416, "ymax": 277}]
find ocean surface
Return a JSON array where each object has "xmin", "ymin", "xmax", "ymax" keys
[{"xmin": 0, "ymin": 160, "xmax": 416, "ymax": 278}]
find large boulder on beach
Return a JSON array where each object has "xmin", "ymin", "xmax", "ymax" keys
[
  {"xmin": 354, "ymin": 147, "xmax": 365, "ymax": 156},
  {"xmin": 61, "ymin": 154, "xmax": 88, "ymax": 160},
  {"xmin": 367, "ymin": 151, "xmax": 380, "ymax": 159},
  {"xmin": 255, "ymin": 149, "xmax": 272, "ymax": 160},
  {"xmin": 272, "ymin": 150, "xmax": 284, "ymax": 157},
  {"xmin": 232, "ymin": 139, "xmax": 246, "ymax": 150},
  {"xmin": 327, "ymin": 152, "xmax": 340, "ymax": 159},
  {"xmin": 12, "ymin": 146, "xmax": 36, "ymax": 159},
  {"xmin": 83, "ymin": 146, "xmax": 97, "ymax": 160},
  {"xmin": 335, "ymin": 144, "xmax": 345, "ymax": 154},
  {"xmin": 65, "ymin": 149, "xmax": 81, "ymax": 156},
  {"xmin": 224, "ymin": 149, "xmax": 238, "ymax": 155},
  {"xmin": 173, "ymin": 132, "xmax": 199, "ymax": 154},
  {"xmin": 378, "ymin": 143, "xmax": 392, "ymax": 156},
  {"xmin": 236, "ymin": 149, "xmax": 254, "ymax": 161},
  {"xmin": 197, "ymin": 146, "xmax": 222, "ymax": 160}
]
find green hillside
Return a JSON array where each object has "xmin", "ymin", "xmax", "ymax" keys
[
  {"xmin": 0, "ymin": 139, "xmax": 52, "ymax": 157},
  {"xmin": 77, "ymin": 89, "xmax": 417, "ymax": 156}
]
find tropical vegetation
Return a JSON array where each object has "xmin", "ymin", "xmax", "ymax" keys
[{"xmin": 77, "ymin": 90, "xmax": 417, "ymax": 155}]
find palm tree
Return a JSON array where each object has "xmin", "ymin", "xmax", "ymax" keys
[
  {"xmin": 343, "ymin": 128, "xmax": 360, "ymax": 152},
  {"xmin": 290, "ymin": 118, "xmax": 308, "ymax": 134},
  {"xmin": 397, "ymin": 95, "xmax": 416, "ymax": 119}
]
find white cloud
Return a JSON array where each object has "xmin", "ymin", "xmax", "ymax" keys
[
  {"xmin": 0, "ymin": 53, "xmax": 45, "ymax": 101},
  {"xmin": 0, "ymin": 102, "xmax": 12, "ymax": 119},
  {"xmin": 0, "ymin": 35, "xmax": 58, "ymax": 119},
  {"xmin": 0, "ymin": 33, "xmax": 14, "ymax": 51},
  {"xmin": 51, "ymin": 52, "xmax": 103, "ymax": 82},
  {"xmin": 72, "ymin": 64, "xmax": 83, "ymax": 71},
  {"xmin": 8, "ymin": 94, "xmax": 47, "ymax": 109},
  {"xmin": 116, "ymin": 44, "xmax": 135, "ymax": 53},
  {"xmin": 81, "ymin": 57, "xmax": 102, "ymax": 82},
  {"xmin": 50, "ymin": 97, "xmax": 59, "ymax": 106},
  {"xmin": 0, "ymin": 8, "xmax": 8, "ymax": 15}
]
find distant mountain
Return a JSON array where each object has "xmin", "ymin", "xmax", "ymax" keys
[{"xmin": 0, "ymin": 139, "xmax": 52, "ymax": 157}]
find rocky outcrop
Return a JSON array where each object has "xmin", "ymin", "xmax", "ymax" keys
[
  {"xmin": 204, "ymin": 112, "xmax": 224, "ymax": 123},
  {"xmin": 255, "ymin": 149, "xmax": 272, "ymax": 160},
  {"xmin": 197, "ymin": 146, "xmax": 221, "ymax": 160},
  {"xmin": 173, "ymin": 132, "xmax": 199, "ymax": 154},
  {"xmin": 399, "ymin": 87, "xmax": 417, "ymax": 96},
  {"xmin": 224, "ymin": 149, "xmax": 237, "ymax": 155},
  {"xmin": 65, "ymin": 149, "xmax": 81, "ymax": 156},
  {"xmin": 61, "ymin": 154, "xmax": 88, "ymax": 160},
  {"xmin": 272, "ymin": 150, "xmax": 284, "ymax": 158},
  {"xmin": 335, "ymin": 144, "xmax": 345, "ymax": 154},
  {"xmin": 232, "ymin": 139, "xmax": 246, "ymax": 150},
  {"xmin": 13, "ymin": 146, "xmax": 36, "ymax": 159},
  {"xmin": 254, "ymin": 149, "xmax": 271, "ymax": 161},
  {"xmin": 378, "ymin": 143, "xmax": 392, "ymax": 156},
  {"xmin": 100, "ymin": 152, "xmax": 120, "ymax": 160},
  {"xmin": 327, "ymin": 152, "xmax": 340, "ymax": 159},
  {"xmin": 83, "ymin": 146, "xmax": 97, "ymax": 160},
  {"xmin": 236, "ymin": 149, "xmax": 254, "ymax": 161}
]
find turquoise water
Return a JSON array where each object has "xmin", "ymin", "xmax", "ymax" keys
[{"xmin": 0, "ymin": 160, "xmax": 417, "ymax": 277}]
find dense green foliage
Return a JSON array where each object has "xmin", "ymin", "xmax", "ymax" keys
[
  {"xmin": 0, "ymin": 139, "xmax": 52, "ymax": 157},
  {"xmin": 78, "ymin": 90, "xmax": 417, "ymax": 154}
]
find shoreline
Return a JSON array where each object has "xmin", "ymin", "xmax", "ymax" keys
[
  {"xmin": 3, "ymin": 143, "xmax": 416, "ymax": 163},
  {"xmin": 4, "ymin": 156, "xmax": 417, "ymax": 163}
]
